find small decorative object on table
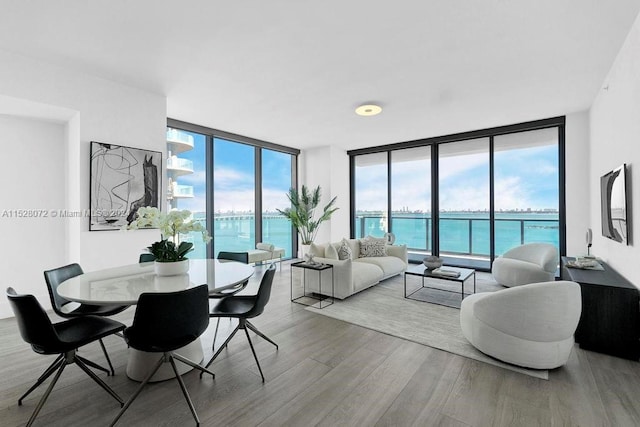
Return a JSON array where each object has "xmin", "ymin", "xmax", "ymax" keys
[
  {"xmin": 432, "ymin": 267, "xmax": 461, "ymax": 278},
  {"xmin": 423, "ymin": 255, "xmax": 443, "ymax": 270},
  {"xmin": 304, "ymin": 252, "xmax": 318, "ymax": 265},
  {"xmin": 127, "ymin": 207, "xmax": 211, "ymax": 276},
  {"xmin": 384, "ymin": 232, "xmax": 396, "ymax": 245},
  {"xmin": 566, "ymin": 257, "xmax": 604, "ymax": 270}
]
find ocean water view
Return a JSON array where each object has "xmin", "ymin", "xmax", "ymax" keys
[{"xmin": 185, "ymin": 211, "xmax": 559, "ymax": 261}]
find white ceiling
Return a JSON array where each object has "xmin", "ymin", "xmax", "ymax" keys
[{"xmin": 1, "ymin": 1, "xmax": 639, "ymax": 150}]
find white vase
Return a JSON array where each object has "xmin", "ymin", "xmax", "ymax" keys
[
  {"xmin": 154, "ymin": 259, "xmax": 189, "ymax": 276},
  {"xmin": 300, "ymin": 243, "xmax": 311, "ymax": 261}
]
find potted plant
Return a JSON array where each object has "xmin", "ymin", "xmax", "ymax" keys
[
  {"xmin": 277, "ymin": 185, "xmax": 338, "ymax": 260},
  {"xmin": 127, "ymin": 207, "xmax": 211, "ymax": 276}
]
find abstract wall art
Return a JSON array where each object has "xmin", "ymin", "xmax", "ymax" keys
[{"xmin": 90, "ymin": 141, "xmax": 162, "ymax": 231}]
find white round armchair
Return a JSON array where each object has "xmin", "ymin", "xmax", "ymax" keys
[
  {"xmin": 460, "ymin": 280, "xmax": 582, "ymax": 369},
  {"xmin": 492, "ymin": 243, "xmax": 558, "ymax": 287}
]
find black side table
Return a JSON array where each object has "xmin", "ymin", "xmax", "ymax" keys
[{"xmin": 290, "ymin": 261, "xmax": 334, "ymax": 308}]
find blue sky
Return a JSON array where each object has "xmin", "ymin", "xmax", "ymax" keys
[
  {"xmin": 356, "ymin": 143, "xmax": 558, "ymax": 212},
  {"xmin": 171, "ymin": 132, "xmax": 292, "ymax": 214},
  {"xmin": 173, "ymin": 129, "xmax": 559, "ymax": 216}
]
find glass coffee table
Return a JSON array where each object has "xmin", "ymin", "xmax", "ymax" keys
[{"xmin": 404, "ymin": 264, "xmax": 476, "ymax": 308}]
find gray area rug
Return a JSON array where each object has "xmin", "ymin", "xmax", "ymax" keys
[{"xmin": 306, "ymin": 272, "xmax": 549, "ymax": 379}]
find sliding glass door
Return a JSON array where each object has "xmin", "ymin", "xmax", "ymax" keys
[
  {"xmin": 438, "ymin": 138, "xmax": 490, "ymax": 261},
  {"xmin": 391, "ymin": 147, "xmax": 432, "ymax": 252},
  {"xmin": 354, "ymin": 153, "xmax": 388, "ymax": 238},
  {"xmin": 493, "ymin": 128, "xmax": 559, "ymax": 256}
]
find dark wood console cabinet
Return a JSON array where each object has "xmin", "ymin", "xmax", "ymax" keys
[{"xmin": 561, "ymin": 257, "xmax": 639, "ymax": 360}]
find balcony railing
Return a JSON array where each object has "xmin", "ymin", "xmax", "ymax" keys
[
  {"xmin": 171, "ymin": 184, "xmax": 194, "ymax": 198},
  {"xmin": 166, "ymin": 128, "xmax": 194, "ymax": 154},
  {"xmin": 167, "ymin": 156, "xmax": 194, "ymax": 172},
  {"xmin": 356, "ymin": 215, "xmax": 559, "ymax": 257}
]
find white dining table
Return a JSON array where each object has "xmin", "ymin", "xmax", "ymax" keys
[{"xmin": 57, "ymin": 259, "xmax": 254, "ymax": 382}]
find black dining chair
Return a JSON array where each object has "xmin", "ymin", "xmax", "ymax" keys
[
  {"xmin": 203, "ymin": 263, "xmax": 277, "ymax": 382},
  {"xmin": 6, "ymin": 287, "xmax": 125, "ymax": 427},
  {"xmin": 211, "ymin": 251, "xmax": 252, "ymax": 345},
  {"xmin": 110, "ymin": 285, "xmax": 215, "ymax": 426},
  {"xmin": 138, "ymin": 253, "xmax": 156, "ymax": 263},
  {"xmin": 44, "ymin": 263, "xmax": 129, "ymax": 376},
  {"xmin": 217, "ymin": 251, "xmax": 249, "ymax": 264},
  {"xmin": 214, "ymin": 251, "xmax": 250, "ymax": 297}
]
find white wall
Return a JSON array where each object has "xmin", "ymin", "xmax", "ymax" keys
[
  {"xmin": 0, "ymin": 50, "xmax": 166, "ymax": 318},
  {"xmin": 0, "ymin": 116, "xmax": 66, "ymax": 313},
  {"xmin": 300, "ymin": 145, "xmax": 350, "ymax": 249},
  {"xmin": 589, "ymin": 12, "xmax": 640, "ymax": 288},
  {"xmin": 565, "ymin": 111, "xmax": 591, "ymax": 256}
]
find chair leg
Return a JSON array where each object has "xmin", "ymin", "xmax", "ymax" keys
[
  {"xmin": 245, "ymin": 321, "xmax": 279, "ymax": 349},
  {"xmin": 172, "ymin": 352, "xmax": 215, "ymax": 379},
  {"xmin": 169, "ymin": 356, "xmax": 200, "ymax": 425},
  {"xmin": 25, "ymin": 357, "xmax": 67, "ymax": 427},
  {"xmin": 74, "ymin": 355, "xmax": 124, "ymax": 405},
  {"xmin": 212, "ymin": 318, "xmax": 235, "ymax": 350},
  {"xmin": 98, "ymin": 338, "xmax": 116, "ymax": 376},
  {"xmin": 212, "ymin": 318, "xmax": 220, "ymax": 350},
  {"xmin": 243, "ymin": 327, "xmax": 265, "ymax": 382},
  {"xmin": 110, "ymin": 355, "xmax": 165, "ymax": 427},
  {"xmin": 76, "ymin": 354, "xmax": 111, "ymax": 376},
  {"xmin": 201, "ymin": 322, "xmax": 241, "ymax": 375},
  {"xmin": 18, "ymin": 355, "xmax": 65, "ymax": 405}
]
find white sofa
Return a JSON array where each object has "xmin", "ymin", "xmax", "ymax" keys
[
  {"xmin": 492, "ymin": 243, "xmax": 558, "ymax": 287},
  {"xmin": 460, "ymin": 280, "xmax": 582, "ymax": 369},
  {"xmin": 307, "ymin": 238, "xmax": 408, "ymax": 299}
]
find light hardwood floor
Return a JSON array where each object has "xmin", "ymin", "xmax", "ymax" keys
[{"xmin": 2, "ymin": 263, "xmax": 640, "ymax": 426}]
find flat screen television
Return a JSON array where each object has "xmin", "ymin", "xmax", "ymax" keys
[{"xmin": 600, "ymin": 164, "xmax": 629, "ymax": 244}]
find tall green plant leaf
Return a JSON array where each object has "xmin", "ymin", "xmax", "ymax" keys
[{"xmin": 276, "ymin": 185, "xmax": 339, "ymax": 245}]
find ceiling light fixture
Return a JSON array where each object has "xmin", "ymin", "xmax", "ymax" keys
[{"xmin": 355, "ymin": 104, "xmax": 382, "ymax": 116}]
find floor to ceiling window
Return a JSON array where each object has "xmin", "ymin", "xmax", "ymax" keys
[
  {"xmin": 493, "ymin": 128, "xmax": 559, "ymax": 255},
  {"xmin": 167, "ymin": 120, "xmax": 299, "ymax": 259},
  {"xmin": 213, "ymin": 137, "xmax": 256, "ymax": 256},
  {"xmin": 438, "ymin": 138, "xmax": 490, "ymax": 261},
  {"xmin": 261, "ymin": 148, "xmax": 294, "ymax": 258},
  {"xmin": 354, "ymin": 152, "xmax": 388, "ymax": 238},
  {"xmin": 348, "ymin": 117, "xmax": 565, "ymax": 270},
  {"xmin": 391, "ymin": 147, "xmax": 432, "ymax": 252},
  {"xmin": 166, "ymin": 128, "xmax": 208, "ymax": 258}
]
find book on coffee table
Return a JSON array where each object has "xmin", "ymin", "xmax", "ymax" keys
[{"xmin": 431, "ymin": 267, "xmax": 461, "ymax": 278}]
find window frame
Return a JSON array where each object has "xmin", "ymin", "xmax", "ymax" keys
[
  {"xmin": 348, "ymin": 116, "xmax": 566, "ymax": 270},
  {"xmin": 167, "ymin": 118, "xmax": 300, "ymax": 259}
]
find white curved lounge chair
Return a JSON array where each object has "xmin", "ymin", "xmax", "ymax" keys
[
  {"xmin": 492, "ymin": 243, "xmax": 558, "ymax": 287},
  {"xmin": 460, "ymin": 280, "xmax": 582, "ymax": 369}
]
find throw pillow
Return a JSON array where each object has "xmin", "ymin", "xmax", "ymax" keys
[
  {"xmin": 309, "ymin": 242, "xmax": 323, "ymax": 257},
  {"xmin": 325, "ymin": 244, "xmax": 339, "ymax": 260},
  {"xmin": 338, "ymin": 238, "xmax": 352, "ymax": 260},
  {"xmin": 360, "ymin": 238, "xmax": 386, "ymax": 257},
  {"xmin": 256, "ymin": 242, "xmax": 275, "ymax": 251},
  {"xmin": 365, "ymin": 235, "xmax": 388, "ymax": 245}
]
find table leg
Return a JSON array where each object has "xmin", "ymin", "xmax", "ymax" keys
[
  {"xmin": 318, "ymin": 269, "xmax": 322, "ymax": 308},
  {"xmin": 404, "ymin": 274, "xmax": 407, "ymax": 297}
]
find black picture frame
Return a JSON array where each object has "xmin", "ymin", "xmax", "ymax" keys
[{"xmin": 89, "ymin": 141, "xmax": 162, "ymax": 231}]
